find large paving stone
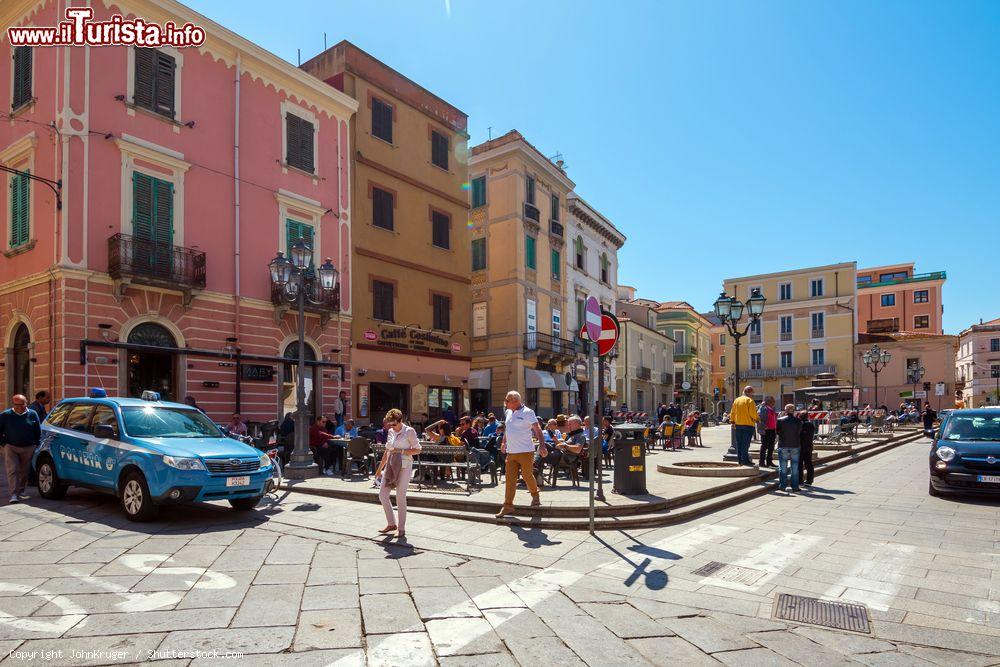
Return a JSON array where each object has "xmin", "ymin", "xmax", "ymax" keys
[
  {"xmin": 293, "ymin": 608, "xmax": 363, "ymax": 650},
  {"xmin": 176, "ymin": 569, "xmax": 254, "ymax": 610},
  {"xmin": 458, "ymin": 576, "xmax": 525, "ymax": 610},
  {"xmin": 789, "ymin": 626, "xmax": 896, "ymax": 655},
  {"xmin": 307, "ymin": 566, "xmax": 359, "ymax": 585},
  {"xmin": 210, "ymin": 548, "xmax": 270, "ymax": 572},
  {"xmin": 425, "ymin": 617, "xmax": 503, "ymax": 657},
  {"xmin": 896, "ymin": 644, "xmax": 999, "ymax": 667},
  {"xmin": 439, "ymin": 653, "xmax": 519, "ymax": 667},
  {"xmin": 165, "ymin": 545, "xmax": 226, "ymax": 568},
  {"xmin": 300, "ymin": 584, "xmax": 359, "ymax": 610},
  {"xmin": 412, "ymin": 586, "xmax": 480, "ymax": 619},
  {"xmin": 360, "ymin": 577, "xmax": 409, "ymax": 595},
  {"xmin": 360, "ymin": 593, "xmax": 423, "ymax": 634},
  {"xmin": 191, "ymin": 649, "xmax": 364, "ymax": 666},
  {"xmin": 254, "ymin": 564, "xmax": 308, "ymax": 585},
  {"xmin": 65, "ymin": 607, "xmax": 235, "ymax": 637},
  {"xmin": 403, "ymin": 567, "xmax": 459, "ymax": 588},
  {"xmin": 628, "ymin": 636, "xmax": 722, "ymax": 666},
  {"xmin": 159, "ymin": 626, "xmax": 294, "ymax": 656},
  {"xmin": 34, "ymin": 591, "xmax": 181, "ymax": 615},
  {"xmin": 358, "ymin": 558, "xmax": 404, "ymax": 578},
  {"xmin": 579, "ymin": 602, "xmax": 675, "ymax": 639},
  {"xmin": 366, "ymin": 631, "xmax": 436, "ymax": 667},
  {"xmin": 505, "ymin": 636, "xmax": 586, "ymax": 666},
  {"xmin": 231, "ymin": 583, "xmax": 302, "ymax": 627},
  {"xmin": 850, "ymin": 652, "xmax": 938, "ymax": 667},
  {"xmin": 627, "ymin": 597, "xmax": 701, "ymax": 620},
  {"xmin": 545, "ymin": 611, "xmax": 653, "ymax": 665},
  {"xmin": 265, "ymin": 536, "xmax": 317, "ymax": 565},
  {"xmin": 873, "ymin": 620, "xmax": 1000, "ymax": 655},
  {"xmin": 21, "ymin": 575, "xmax": 141, "ymax": 595},
  {"xmin": 747, "ymin": 630, "xmax": 859, "ymax": 667},
  {"xmin": 661, "ymin": 617, "xmax": 759, "ymax": 655},
  {"xmin": 715, "ymin": 647, "xmax": 800, "ymax": 666},
  {"xmin": 482, "ymin": 607, "xmax": 555, "ymax": 640},
  {"xmin": 9, "ymin": 633, "xmax": 166, "ymax": 666}
]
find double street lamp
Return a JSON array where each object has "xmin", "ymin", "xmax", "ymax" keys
[
  {"xmin": 269, "ymin": 241, "xmax": 339, "ymax": 479},
  {"xmin": 714, "ymin": 288, "xmax": 766, "ymax": 458},
  {"xmin": 862, "ymin": 344, "xmax": 891, "ymax": 408},
  {"xmin": 691, "ymin": 363, "xmax": 705, "ymax": 411}
]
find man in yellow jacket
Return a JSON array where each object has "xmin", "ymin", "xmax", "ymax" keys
[{"xmin": 729, "ymin": 386, "xmax": 759, "ymax": 465}]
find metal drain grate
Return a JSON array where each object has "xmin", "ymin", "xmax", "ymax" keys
[
  {"xmin": 691, "ymin": 561, "xmax": 768, "ymax": 586},
  {"xmin": 774, "ymin": 593, "xmax": 871, "ymax": 634}
]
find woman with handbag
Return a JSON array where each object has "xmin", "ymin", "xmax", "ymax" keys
[{"xmin": 375, "ymin": 409, "xmax": 421, "ymax": 540}]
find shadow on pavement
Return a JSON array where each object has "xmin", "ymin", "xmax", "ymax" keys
[
  {"xmin": 510, "ymin": 524, "xmax": 562, "ymax": 549},
  {"xmin": 595, "ymin": 534, "xmax": 670, "ymax": 591}
]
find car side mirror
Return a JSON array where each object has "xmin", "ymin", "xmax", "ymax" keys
[{"xmin": 93, "ymin": 424, "xmax": 117, "ymax": 439}]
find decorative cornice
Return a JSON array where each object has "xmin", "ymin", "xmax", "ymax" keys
[
  {"xmin": 355, "ymin": 153, "xmax": 468, "ymax": 209},
  {"xmin": 355, "ymin": 247, "xmax": 470, "ymax": 284}
]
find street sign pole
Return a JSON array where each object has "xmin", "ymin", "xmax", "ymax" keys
[
  {"xmin": 596, "ymin": 349, "xmax": 606, "ymax": 502},
  {"xmin": 588, "ymin": 339, "xmax": 597, "ymax": 535}
]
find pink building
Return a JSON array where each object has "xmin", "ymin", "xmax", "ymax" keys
[
  {"xmin": 856, "ymin": 263, "xmax": 946, "ymax": 335},
  {"xmin": 1, "ymin": 1, "xmax": 357, "ymax": 424}
]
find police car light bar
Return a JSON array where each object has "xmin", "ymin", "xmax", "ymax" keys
[
  {"xmin": 89, "ymin": 388, "xmax": 108, "ymax": 398},
  {"xmin": 141, "ymin": 390, "xmax": 161, "ymax": 401}
]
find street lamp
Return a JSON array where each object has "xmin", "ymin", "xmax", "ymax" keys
[
  {"xmin": 715, "ymin": 288, "xmax": 766, "ymax": 458},
  {"xmin": 907, "ymin": 364, "xmax": 925, "ymax": 407},
  {"xmin": 268, "ymin": 243, "xmax": 339, "ymax": 479},
  {"xmin": 862, "ymin": 344, "xmax": 891, "ymax": 408},
  {"xmin": 993, "ymin": 366, "xmax": 1000, "ymax": 406},
  {"xmin": 692, "ymin": 363, "xmax": 705, "ymax": 411}
]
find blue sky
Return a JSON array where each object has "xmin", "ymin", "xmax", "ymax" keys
[{"xmin": 188, "ymin": 0, "xmax": 1000, "ymax": 334}]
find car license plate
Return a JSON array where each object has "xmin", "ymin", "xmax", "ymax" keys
[
  {"xmin": 226, "ymin": 476, "xmax": 250, "ymax": 487},
  {"xmin": 977, "ymin": 475, "xmax": 1000, "ymax": 484}
]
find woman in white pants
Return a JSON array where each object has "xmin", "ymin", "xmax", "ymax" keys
[{"xmin": 376, "ymin": 408, "xmax": 421, "ymax": 539}]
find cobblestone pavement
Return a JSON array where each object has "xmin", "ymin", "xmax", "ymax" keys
[{"xmin": 0, "ymin": 439, "xmax": 998, "ymax": 666}]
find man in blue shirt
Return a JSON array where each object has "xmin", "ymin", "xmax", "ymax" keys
[
  {"xmin": 0, "ymin": 394, "xmax": 42, "ymax": 503},
  {"xmin": 481, "ymin": 414, "xmax": 498, "ymax": 438},
  {"xmin": 335, "ymin": 419, "xmax": 359, "ymax": 439}
]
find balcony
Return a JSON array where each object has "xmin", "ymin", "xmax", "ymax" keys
[
  {"xmin": 674, "ymin": 344, "xmax": 696, "ymax": 360},
  {"xmin": 867, "ymin": 318, "xmax": 900, "ymax": 333},
  {"xmin": 749, "ymin": 334, "xmax": 762, "ymax": 344},
  {"xmin": 811, "ymin": 328, "xmax": 825, "ymax": 339},
  {"xmin": 661, "ymin": 372, "xmax": 672, "ymax": 384},
  {"xmin": 742, "ymin": 364, "xmax": 837, "ymax": 379},
  {"xmin": 636, "ymin": 367, "xmax": 652, "ymax": 381},
  {"xmin": 524, "ymin": 202, "xmax": 540, "ymax": 223},
  {"xmin": 858, "ymin": 271, "xmax": 946, "ymax": 289},
  {"xmin": 108, "ymin": 233, "xmax": 206, "ymax": 306},
  {"xmin": 780, "ymin": 331, "xmax": 793, "ymax": 342},
  {"xmin": 524, "ymin": 332, "xmax": 577, "ymax": 359},
  {"xmin": 270, "ymin": 280, "xmax": 341, "ymax": 323},
  {"xmin": 549, "ymin": 220, "xmax": 564, "ymax": 237}
]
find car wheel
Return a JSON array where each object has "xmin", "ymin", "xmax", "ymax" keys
[
  {"xmin": 229, "ymin": 495, "xmax": 262, "ymax": 511},
  {"xmin": 36, "ymin": 457, "xmax": 68, "ymax": 500},
  {"xmin": 120, "ymin": 471, "xmax": 158, "ymax": 521},
  {"xmin": 928, "ymin": 480, "xmax": 942, "ymax": 497}
]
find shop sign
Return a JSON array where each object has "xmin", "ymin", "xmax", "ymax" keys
[
  {"xmin": 372, "ymin": 324, "xmax": 455, "ymax": 355},
  {"xmin": 451, "ymin": 343, "xmax": 462, "ymax": 352},
  {"xmin": 363, "ymin": 330, "xmax": 378, "ymax": 341},
  {"xmin": 241, "ymin": 364, "xmax": 275, "ymax": 382},
  {"xmin": 358, "ymin": 384, "xmax": 369, "ymax": 419}
]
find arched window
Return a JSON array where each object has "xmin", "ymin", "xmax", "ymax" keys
[
  {"xmin": 11, "ymin": 323, "xmax": 31, "ymax": 397},
  {"xmin": 127, "ymin": 322, "xmax": 177, "ymax": 348},
  {"xmin": 600, "ymin": 253, "xmax": 610, "ymax": 284},
  {"xmin": 574, "ymin": 236, "xmax": 585, "ymax": 271},
  {"xmin": 281, "ymin": 341, "xmax": 318, "ymax": 421}
]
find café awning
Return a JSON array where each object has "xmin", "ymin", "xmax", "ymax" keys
[
  {"xmin": 468, "ymin": 368, "xmax": 491, "ymax": 390},
  {"xmin": 525, "ymin": 369, "xmax": 557, "ymax": 389}
]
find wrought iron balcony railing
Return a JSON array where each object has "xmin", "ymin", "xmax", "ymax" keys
[
  {"xmin": 749, "ymin": 334, "xmax": 762, "ymax": 344},
  {"xmin": 811, "ymin": 328, "xmax": 825, "ymax": 339},
  {"xmin": 742, "ymin": 364, "xmax": 837, "ymax": 379},
  {"xmin": 524, "ymin": 331, "xmax": 577, "ymax": 357},
  {"xmin": 108, "ymin": 233, "xmax": 206, "ymax": 291},
  {"xmin": 549, "ymin": 220, "xmax": 564, "ymax": 237},
  {"xmin": 636, "ymin": 366, "xmax": 652, "ymax": 381},
  {"xmin": 780, "ymin": 331, "xmax": 793, "ymax": 341},
  {"xmin": 270, "ymin": 281, "xmax": 341, "ymax": 313},
  {"xmin": 661, "ymin": 372, "xmax": 672, "ymax": 384},
  {"xmin": 524, "ymin": 202, "xmax": 540, "ymax": 223}
]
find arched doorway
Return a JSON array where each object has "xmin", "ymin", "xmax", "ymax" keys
[
  {"xmin": 127, "ymin": 322, "xmax": 177, "ymax": 400},
  {"xmin": 281, "ymin": 342, "xmax": 317, "ymax": 422},
  {"xmin": 10, "ymin": 324, "xmax": 31, "ymax": 398}
]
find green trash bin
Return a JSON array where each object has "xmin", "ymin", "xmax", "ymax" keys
[{"xmin": 612, "ymin": 423, "xmax": 648, "ymax": 495}]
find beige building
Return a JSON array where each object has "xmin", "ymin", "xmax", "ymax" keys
[
  {"xmin": 856, "ymin": 332, "xmax": 958, "ymax": 409},
  {"xmin": 302, "ymin": 42, "xmax": 471, "ymax": 424},
  {"xmin": 956, "ymin": 318, "xmax": 1000, "ymax": 407},
  {"xmin": 616, "ymin": 294, "xmax": 675, "ymax": 413},
  {"xmin": 723, "ymin": 262, "xmax": 858, "ymax": 405},
  {"xmin": 705, "ymin": 313, "xmax": 729, "ymax": 407},
  {"xmin": 653, "ymin": 302, "xmax": 714, "ymax": 410},
  {"xmin": 468, "ymin": 131, "xmax": 576, "ymax": 418}
]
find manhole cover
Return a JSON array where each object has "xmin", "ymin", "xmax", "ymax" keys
[
  {"xmin": 774, "ymin": 593, "xmax": 871, "ymax": 634},
  {"xmin": 691, "ymin": 561, "xmax": 767, "ymax": 585}
]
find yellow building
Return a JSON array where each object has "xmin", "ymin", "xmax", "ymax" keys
[
  {"xmin": 705, "ymin": 313, "xmax": 729, "ymax": 407},
  {"xmin": 302, "ymin": 42, "xmax": 471, "ymax": 424},
  {"xmin": 722, "ymin": 262, "xmax": 857, "ymax": 405},
  {"xmin": 652, "ymin": 302, "xmax": 714, "ymax": 410},
  {"xmin": 468, "ymin": 131, "xmax": 577, "ymax": 418}
]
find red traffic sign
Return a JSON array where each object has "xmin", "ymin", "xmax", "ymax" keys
[
  {"xmin": 579, "ymin": 311, "xmax": 620, "ymax": 357},
  {"xmin": 585, "ymin": 296, "xmax": 602, "ymax": 343}
]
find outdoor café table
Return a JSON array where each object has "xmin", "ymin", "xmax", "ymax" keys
[
  {"xmin": 328, "ymin": 437, "xmax": 349, "ymax": 471},
  {"xmin": 372, "ymin": 442, "xmax": 478, "ymax": 494}
]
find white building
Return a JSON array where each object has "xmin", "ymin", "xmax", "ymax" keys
[
  {"xmin": 956, "ymin": 317, "xmax": 1000, "ymax": 407},
  {"xmin": 566, "ymin": 193, "xmax": 626, "ymax": 411}
]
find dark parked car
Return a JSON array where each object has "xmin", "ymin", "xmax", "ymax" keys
[{"xmin": 927, "ymin": 408, "xmax": 1000, "ymax": 497}]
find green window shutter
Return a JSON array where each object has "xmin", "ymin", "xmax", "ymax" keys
[
  {"xmin": 12, "ymin": 47, "xmax": 32, "ymax": 110},
  {"xmin": 9, "ymin": 170, "xmax": 30, "ymax": 247},
  {"xmin": 525, "ymin": 235, "xmax": 536, "ymax": 270},
  {"xmin": 471, "ymin": 238, "xmax": 486, "ymax": 271},
  {"xmin": 286, "ymin": 219, "xmax": 315, "ymax": 265},
  {"xmin": 471, "ymin": 176, "xmax": 486, "ymax": 208},
  {"xmin": 551, "ymin": 250, "xmax": 560, "ymax": 280},
  {"xmin": 132, "ymin": 172, "xmax": 154, "ymax": 241}
]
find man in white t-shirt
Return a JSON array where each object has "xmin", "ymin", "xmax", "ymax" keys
[{"xmin": 497, "ymin": 390, "xmax": 545, "ymax": 519}]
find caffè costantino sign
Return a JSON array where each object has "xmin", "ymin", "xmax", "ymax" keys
[{"xmin": 366, "ymin": 325, "xmax": 454, "ymax": 354}]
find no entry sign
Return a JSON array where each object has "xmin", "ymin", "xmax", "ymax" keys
[{"xmin": 580, "ymin": 311, "xmax": 620, "ymax": 357}]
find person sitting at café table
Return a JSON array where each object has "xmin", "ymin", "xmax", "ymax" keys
[
  {"xmin": 374, "ymin": 417, "xmax": 391, "ymax": 445},
  {"xmin": 308, "ymin": 415, "xmax": 340, "ymax": 475},
  {"xmin": 227, "ymin": 413, "xmax": 248, "ymax": 436},
  {"xmin": 457, "ymin": 415, "xmax": 479, "ymax": 449},
  {"xmin": 534, "ymin": 419, "xmax": 565, "ymax": 477},
  {"xmin": 335, "ymin": 419, "xmax": 359, "ymax": 439},
  {"xmin": 481, "ymin": 413, "xmax": 499, "ymax": 437},
  {"xmin": 684, "ymin": 411, "xmax": 701, "ymax": 447}
]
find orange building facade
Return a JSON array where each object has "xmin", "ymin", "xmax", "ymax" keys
[{"xmin": 856, "ymin": 263, "xmax": 946, "ymax": 336}]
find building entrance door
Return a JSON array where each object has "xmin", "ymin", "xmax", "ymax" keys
[
  {"xmin": 126, "ymin": 323, "xmax": 177, "ymax": 400},
  {"xmin": 10, "ymin": 324, "xmax": 31, "ymax": 398},
  {"xmin": 370, "ymin": 383, "xmax": 408, "ymax": 422}
]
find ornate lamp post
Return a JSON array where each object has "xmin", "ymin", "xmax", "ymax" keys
[
  {"xmin": 714, "ymin": 288, "xmax": 766, "ymax": 458},
  {"xmin": 862, "ymin": 344, "xmax": 891, "ymax": 408},
  {"xmin": 692, "ymin": 363, "xmax": 705, "ymax": 411},
  {"xmin": 269, "ymin": 241, "xmax": 339, "ymax": 479},
  {"xmin": 908, "ymin": 364, "xmax": 925, "ymax": 407}
]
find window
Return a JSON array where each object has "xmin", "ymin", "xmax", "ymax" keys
[
  {"xmin": 780, "ymin": 316, "xmax": 792, "ymax": 334},
  {"xmin": 879, "ymin": 271, "xmax": 908, "ymax": 282},
  {"xmin": 857, "ymin": 275, "xmax": 872, "ymax": 284},
  {"xmin": 574, "ymin": 236, "xmax": 585, "ymax": 271},
  {"xmin": 471, "ymin": 176, "xmax": 486, "ymax": 208},
  {"xmin": 914, "ymin": 315, "xmax": 929, "ymax": 329},
  {"xmin": 750, "ymin": 353, "xmax": 762, "ymax": 370},
  {"xmin": 552, "ymin": 310, "xmax": 561, "ymax": 339},
  {"xmin": 432, "ymin": 294, "xmax": 451, "ymax": 331},
  {"xmin": 810, "ymin": 312, "xmax": 824, "ymax": 337},
  {"xmin": 600, "ymin": 254, "xmax": 610, "ymax": 284},
  {"xmin": 526, "ymin": 388, "xmax": 539, "ymax": 408},
  {"xmin": 45, "ymin": 402, "xmax": 73, "ymax": 427},
  {"xmin": 134, "ymin": 48, "xmax": 176, "ymax": 118},
  {"xmin": 526, "ymin": 299, "xmax": 537, "ymax": 333},
  {"xmin": 12, "ymin": 46, "xmax": 32, "ymax": 111},
  {"xmin": 431, "ymin": 130, "xmax": 449, "ymax": 170},
  {"xmin": 812, "ymin": 349, "xmax": 825, "ymax": 366},
  {"xmin": 881, "ymin": 294, "xmax": 896, "ymax": 307},
  {"xmin": 431, "ymin": 210, "xmax": 450, "ymax": 249},
  {"xmin": 551, "ymin": 249, "xmax": 561, "ymax": 281},
  {"xmin": 719, "ymin": 333, "xmax": 726, "ymax": 345},
  {"xmin": 780, "ymin": 351, "xmax": 793, "ymax": 368},
  {"xmin": 914, "ymin": 290, "xmax": 929, "ymax": 303},
  {"xmin": 285, "ymin": 113, "xmax": 315, "ymax": 173},
  {"xmin": 284, "ymin": 219, "xmax": 313, "ymax": 262},
  {"xmin": 373, "ymin": 280, "xmax": 394, "ymax": 322},
  {"xmin": 636, "ymin": 390, "xmax": 645, "ymax": 412},
  {"xmin": 720, "ymin": 355, "xmax": 726, "ymax": 368},
  {"xmin": 471, "ymin": 238, "xmax": 486, "ymax": 271},
  {"xmin": 64, "ymin": 404, "xmax": 95, "ymax": 433},
  {"xmin": 372, "ymin": 97, "xmax": 393, "ymax": 143},
  {"xmin": 576, "ymin": 299, "xmax": 585, "ymax": 338},
  {"xmin": 749, "ymin": 319, "xmax": 761, "ymax": 336},
  {"xmin": 991, "ymin": 338, "xmax": 1000, "ymax": 353},
  {"xmin": 90, "ymin": 406, "xmax": 120, "ymax": 438},
  {"xmin": 133, "ymin": 172, "xmax": 175, "ymax": 274},
  {"xmin": 372, "ymin": 187, "xmax": 394, "ymax": 231},
  {"xmin": 551, "ymin": 193, "xmax": 559, "ymax": 221},
  {"xmin": 810, "ymin": 278, "xmax": 824, "ymax": 297},
  {"xmin": 779, "ymin": 283, "xmax": 792, "ymax": 301},
  {"xmin": 526, "ymin": 175, "xmax": 536, "ymax": 205},
  {"xmin": 8, "ymin": 168, "xmax": 30, "ymax": 248},
  {"xmin": 525, "ymin": 235, "xmax": 536, "ymax": 270}
]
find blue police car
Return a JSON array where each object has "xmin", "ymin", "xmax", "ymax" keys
[{"xmin": 33, "ymin": 390, "xmax": 273, "ymax": 521}]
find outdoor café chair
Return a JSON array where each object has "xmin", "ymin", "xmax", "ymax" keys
[{"xmin": 342, "ymin": 437, "xmax": 373, "ymax": 480}]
